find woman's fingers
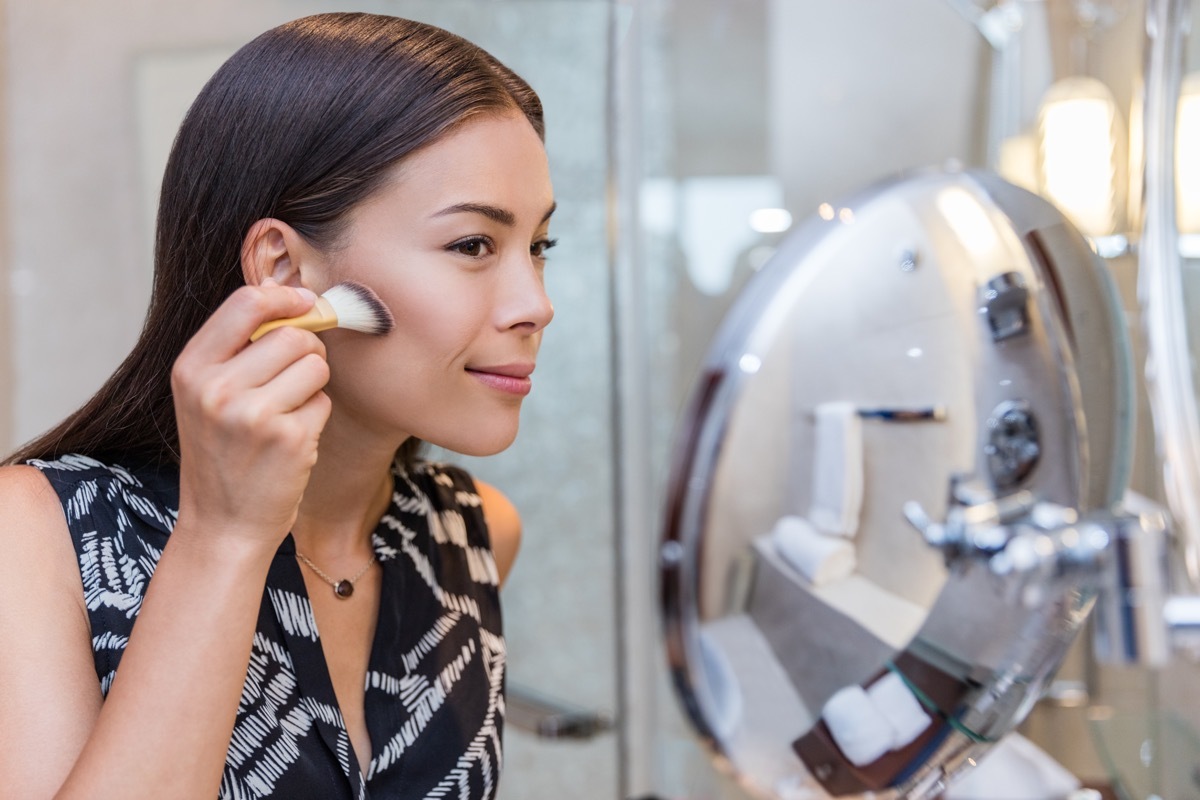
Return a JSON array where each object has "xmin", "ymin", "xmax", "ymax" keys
[
  {"xmin": 250, "ymin": 352, "xmax": 331, "ymax": 416},
  {"xmin": 183, "ymin": 351, "xmax": 328, "ymax": 440},
  {"xmin": 182, "ymin": 284, "xmax": 318, "ymax": 365},
  {"xmin": 289, "ymin": 389, "xmax": 334, "ymax": 436},
  {"xmin": 174, "ymin": 288, "xmax": 329, "ymax": 416},
  {"xmin": 227, "ymin": 325, "xmax": 328, "ymax": 391}
]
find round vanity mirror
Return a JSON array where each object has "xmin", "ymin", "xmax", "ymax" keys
[{"xmin": 660, "ymin": 169, "xmax": 1135, "ymax": 799}]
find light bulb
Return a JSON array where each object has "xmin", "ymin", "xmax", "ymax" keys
[
  {"xmin": 1036, "ymin": 76, "xmax": 1126, "ymax": 238},
  {"xmin": 1175, "ymin": 72, "xmax": 1200, "ymax": 238}
]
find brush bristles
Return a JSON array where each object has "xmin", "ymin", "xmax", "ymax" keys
[{"xmin": 322, "ymin": 281, "xmax": 395, "ymax": 335}]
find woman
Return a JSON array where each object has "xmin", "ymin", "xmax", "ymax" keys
[{"xmin": 0, "ymin": 12, "xmax": 554, "ymax": 799}]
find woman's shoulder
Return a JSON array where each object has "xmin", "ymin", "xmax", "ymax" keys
[
  {"xmin": 0, "ymin": 463, "xmax": 87, "ymax": 612},
  {"xmin": 0, "ymin": 462, "xmax": 67, "ymax": 531}
]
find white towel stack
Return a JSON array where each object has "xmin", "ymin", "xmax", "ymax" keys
[
  {"xmin": 866, "ymin": 671, "xmax": 931, "ymax": 750},
  {"xmin": 809, "ymin": 402, "xmax": 864, "ymax": 537},
  {"xmin": 821, "ymin": 685, "xmax": 894, "ymax": 767},
  {"xmin": 822, "ymin": 673, "xmax": 931, "ymax": 767}
]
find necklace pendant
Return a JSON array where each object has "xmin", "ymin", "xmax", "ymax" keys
[{"xmin": 334, "ymin": 579, "xmax": 355, "ymax": 599}]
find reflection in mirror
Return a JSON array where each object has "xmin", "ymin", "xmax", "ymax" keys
[{"xmin": 661, "ymin": 169, "xmax": 1135, "ymax": 799}]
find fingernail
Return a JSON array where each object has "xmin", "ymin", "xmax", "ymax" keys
[
  {"xmin": 261, "ymin": 277, "xmax": 279, "ymax": 287},
  {"xmin": 295, "ymin": 287, "xmax": 318, "ymax": 303}
]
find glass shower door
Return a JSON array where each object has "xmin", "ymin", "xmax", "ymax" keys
[{"xmin": 407, "ymin": 3, "xmax": 621, "ymax": 799}]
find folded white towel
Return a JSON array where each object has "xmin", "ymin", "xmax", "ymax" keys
[
  {"xmin": 822, "ymin": 685, "xmax": 893, "ymax": 767},
  {"xmin": 771, "ymin": 515, "xmax": 856, "ymax": 586},
  {"xmin": 866, "ymin": 671, "xmax": 930, "ymax": 750},
  {"xmin": 809, "ymin": 402, "xmax": 864, "ymax": 537}
]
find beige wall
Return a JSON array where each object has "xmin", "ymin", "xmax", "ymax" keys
[
  {"xmin": 3, "ymin": 1, "xmax": 313, "ymax": 451},
  {"xmin": 0, "ymin": 0, "xmax": 11, "ymax": 454}
]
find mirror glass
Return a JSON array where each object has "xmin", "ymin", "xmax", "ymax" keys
[{"xmin": 660, "ymin": 168, "xmax": 1134, "ymax": 799}]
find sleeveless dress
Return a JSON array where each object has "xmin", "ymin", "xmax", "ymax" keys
[{"xmin": 29, "ymin": 453, "xmax": 506, "ymax": 800}]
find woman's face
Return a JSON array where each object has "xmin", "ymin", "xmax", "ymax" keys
[{"xmin": 314, "ymin": 111, "xmax": 556, "ymax": 456}]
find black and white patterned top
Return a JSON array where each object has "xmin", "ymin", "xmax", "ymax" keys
[{"xmin": 29, "ymin": 453, "xmax": 506, "ymax": 800}]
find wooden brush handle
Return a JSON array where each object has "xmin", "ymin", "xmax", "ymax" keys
[{"xmin": 249, "ymin": 297, "xmax": 337, "ymax": 342}]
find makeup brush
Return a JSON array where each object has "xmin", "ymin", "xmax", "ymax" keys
[{"xmin": 250, "ymin": 281, "xmax": 395, "ymax": 342}]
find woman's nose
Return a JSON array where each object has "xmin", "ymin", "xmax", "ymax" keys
[{"xmin": 499, "ymin": 257, "xmax": 554, "ymax": 333}]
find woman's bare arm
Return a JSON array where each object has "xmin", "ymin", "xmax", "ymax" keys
[
  {"xmin": 0, "ymin": 465, "xmax": 102, "ymax": 798},
  {"xmin": 0, "ymin": 283, "xmax": 331, "ymax": 799},
  {"xmin": 0, "ymin": 465, "xmax": 280, "ymax": 798}
]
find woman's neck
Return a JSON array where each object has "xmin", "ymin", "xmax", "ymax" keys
[{"xmin": 290, "ymin": 409, "xmax": 402, "ymax": 560}]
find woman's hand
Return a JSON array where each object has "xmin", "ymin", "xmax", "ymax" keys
[{"xmin": 171, "ymin": 280, "xmax": 332, "ymax": 554}]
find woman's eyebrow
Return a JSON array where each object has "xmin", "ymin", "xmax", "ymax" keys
[
  {"xmin": 433, "ymin": 202, "xmax": 516, "ymax": 226},
  {"xmin": 431, "ymin": 201, "xmax": 558, "ymax": 226}
]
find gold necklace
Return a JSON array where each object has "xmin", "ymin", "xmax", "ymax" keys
[{"xmin": 295, "ymin": 550, "xmax": 377, "ymax": 599}]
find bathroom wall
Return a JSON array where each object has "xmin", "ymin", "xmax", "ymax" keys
[{"xmin": 768, "ymin": 0, "xmax": 986, "ymax": 215}]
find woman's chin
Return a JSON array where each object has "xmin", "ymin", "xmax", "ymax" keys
[{"xmin": 426, "ymin": 424, "xmax": 520, "ymax": 458}]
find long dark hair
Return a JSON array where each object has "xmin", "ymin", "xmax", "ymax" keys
[{"xmin": 6, "ymin": 12, "xmax": 543, "ymax": 467}]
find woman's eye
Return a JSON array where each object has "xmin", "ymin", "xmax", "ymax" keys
[
  {"xmin": 531, "ymin": 237, "xmax": 559, "ymax": 259},
  {"xmin": 449, "ymin": 236, "xmax": 493, "ymax": 257}
]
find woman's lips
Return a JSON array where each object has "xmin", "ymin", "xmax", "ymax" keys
[{"xmin": 466, "ymin": 364, "xmax": 534, "ymax": 396}]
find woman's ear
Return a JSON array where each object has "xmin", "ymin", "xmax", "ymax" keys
[{"xmin": 240, "ymin": 218, "xmax": 321, "ymax": 289}]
